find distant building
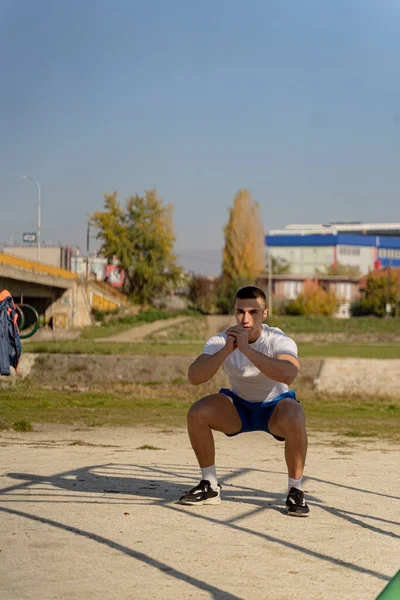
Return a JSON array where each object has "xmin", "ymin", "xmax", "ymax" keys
[
  {"xmin": 266, "ymin": 222, "xmax": 400, "ymax": 275},
  {"xmin": 70, "ymin": 253, "xmax": 108, "ymax": 281},
  {"xmin": 1, "ymin": 244, "xmax": 73, "ymax": 270},
  {"xmin": 70, "ymin": 253, "xmax": 124, "ymax": 287},
  {"xmin": 256, "ymin": 273, "xmax": 360, "ymax": 318}
]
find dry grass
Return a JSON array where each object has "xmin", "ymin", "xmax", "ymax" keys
[{"xmin": 1, "ymin": 379, "xmax": 399, "ymax": 441}]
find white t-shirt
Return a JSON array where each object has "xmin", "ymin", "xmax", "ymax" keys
[{"xmin": 202, "ymin": 324, "xmax": 298, "ymax": 403}]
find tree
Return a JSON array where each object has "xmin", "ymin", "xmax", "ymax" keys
[
  {"xmin": 218, "ymin": 189, "xmax": 265, "ymax": 312},
  {"xmin": 315, "ymin": 262, "xmax": 361, "ymax": 278},
  {"xmin": 351, "ymin": 273, "xmax": 397, "ymax": 317},
  {"xmin": 90, "ymin": 190, "xmax": 181, "ymax": 305},
  {"xmin": 218, "ymin": 189, "xmax": 265, "ymax": 311}
]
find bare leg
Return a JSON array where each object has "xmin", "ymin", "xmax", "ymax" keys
[
  {"xmin": 187, "ymin": 393, "xmax": 242, "ymax": 467},
  {"xmin": 268, "ymin": 399, "xmax": 308, "ymax": 479}
]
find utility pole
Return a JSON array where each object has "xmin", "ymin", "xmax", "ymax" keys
[
  {"xmin": 86, "ymin": 223, "xmax": 90, "ymax": 281},
  {"xmin": 268, "ymin": 250, "xmax": 273, "ymax": 316},
  {"xmin": 21, "ymin": 175, "xmax": 41, "ymax": 261}
]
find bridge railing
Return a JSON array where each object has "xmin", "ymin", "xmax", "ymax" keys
[{"xmin": 0, "ymin": 252, "xmax": 78, "ymax": 280}]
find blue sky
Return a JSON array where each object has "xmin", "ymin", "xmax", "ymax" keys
[{"xmin": 1, "ymin": 0, "xmax": 399, "ymax": 274}]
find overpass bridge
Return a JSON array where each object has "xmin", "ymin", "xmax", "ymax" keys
[{"xmin": 0, "ymin": 252, "xmax": 130, "ymax": 329}]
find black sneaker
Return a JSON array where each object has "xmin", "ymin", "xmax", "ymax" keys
[
  {"xmin": 286, "ymin": 487, "xmax": 310, "ymax": 517},
  {"xmin": 179, "ymin": 480, "xmax": 221, "ymax": 505}
]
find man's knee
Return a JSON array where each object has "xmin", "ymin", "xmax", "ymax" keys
[
  {"xmin": 273, "ymin": 399, "xmax": 306, "ymax": 431},
  {"xmin": 187, "ymin": 396, "xmax": 215, "ymax": 424}
]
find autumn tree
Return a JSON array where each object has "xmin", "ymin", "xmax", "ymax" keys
[
  {"xmin": 90, "ymin": 190, "xmax": 181, "ymax": 305},
  {"xmin": 217, "ymin": 189, "xmax": 265, "ymax": 312}
]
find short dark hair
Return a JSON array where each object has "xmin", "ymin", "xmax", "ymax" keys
[{"xmin": 234, "ymin": 286, "xmax": 267, "ymax": 308}]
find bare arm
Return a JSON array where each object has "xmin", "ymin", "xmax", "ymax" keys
[
  {"xmin": 188, "ymin": 337, "xmax": 235, "ymax": 385},
  {"xmin": 243, "ymin": 349, "xmax": 299, "ymax": 385}
]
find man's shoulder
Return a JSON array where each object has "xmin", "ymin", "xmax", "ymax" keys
[
  {"xmin": 203, "ymin": 331, "xmax": 227, "ymax": 349},
  {"xmin": 211, "ymin": 331, "xmax": 228, "ymax": 342},
  {"xmin": 260, "ymin": 324, "xmax": 295, "ymax": 343}
]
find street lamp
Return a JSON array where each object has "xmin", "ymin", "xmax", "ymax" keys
[{"xmin": 21, "ymin": 175, "xmax": 41, "ymax": 262}]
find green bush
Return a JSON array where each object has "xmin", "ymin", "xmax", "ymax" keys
[
  {"xmin": 350, "ymin": 274, "xmax": 398, "ymax": 317},
  {"xmin": 92, "ymin": 308, "xmax": 119, "ymax": 322}
]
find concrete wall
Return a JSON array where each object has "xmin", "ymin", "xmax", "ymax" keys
[
  {"xmin": 3, "ymin": 246, "xmax": 63, "ymax": 267},
  {"xmin": 316, "ymin": 358, "xmax": 400, "ymax": 398},
  {"xmin": 4, "ymin": 355, "xmax": 399, "ymax": 399},
  {"xmin": 45, "ymin": 283, "xmax": 95, "ymax": 328}
]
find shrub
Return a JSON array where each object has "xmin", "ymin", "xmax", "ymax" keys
[
  {"xmin": 188, "ymin": 275, "xmax": 220, "ymax": 314},
  {"xmin": 13, "ymin": 419, "xmax": 33, "ymax": 432},
  {"xmin": 285, "ymin": 288, "xmax": 339, "ymax": 316},
  {"xmin": 351, "ymin": 274, "xmax": 398, "ymax": 317}
]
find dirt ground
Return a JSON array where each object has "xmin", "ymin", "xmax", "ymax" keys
[{"xmin": 0, "ymin": 425, "xmax": 398, "ymax": 600}]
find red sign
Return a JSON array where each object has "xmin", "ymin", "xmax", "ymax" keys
[{"xmin": 105, "ymin": 265, "xmax": 125, "ymax": 287}]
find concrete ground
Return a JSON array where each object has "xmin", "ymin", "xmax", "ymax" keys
[{"xmin": 0, "ymin": 426, "xmax": 398, "ymax": 599}]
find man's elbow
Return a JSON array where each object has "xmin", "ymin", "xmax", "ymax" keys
[
  {"xmin": 188, "ymin": 368, "xmax": 202, "ymax": 386},
  {"xmin": 283, "ymin": 367, "xmax": 299, "ymax": 386},
  {"xmin": 188, "ymin": 374, "xmax": 200, "ymax": 386}
]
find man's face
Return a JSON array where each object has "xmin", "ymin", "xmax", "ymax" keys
[{"xmin": 234, "ymin": 296, "xmax": 268, "ymax": 340}]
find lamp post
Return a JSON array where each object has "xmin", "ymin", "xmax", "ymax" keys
[{"xmin": 21, "ymin": 175, "xmax": 41, "ymax": 261}]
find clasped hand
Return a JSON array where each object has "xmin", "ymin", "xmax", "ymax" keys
[{"xmin": 225, "ymin": 325, "xmax": 249, "ymax": 353}]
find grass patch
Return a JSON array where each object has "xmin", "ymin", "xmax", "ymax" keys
[
  {"xmin": 0, "ymin": 387, "xmax": 192, "ymax": 429},
  {"xmin": 266, "ymin": 315, "xmax": 400, "ymax": 334},
  {"xmin": 1, "ymin": 384, "xmax": 399, "ymax": 441},
  {"xmin": 136, "ymin": 444, "xmax": 162, "ymax": 450},
  {"xmin": 12, "ymin": 419, "xmax": 33, "ymax": 432},
  {"xmin": 344, "ymin": 431, "xmax": 377, "ymax": 438},
  {"xmin": 23, "ymin": 341, "xmax": 204, "ymax": 356},
  {"xmin": 298, "ymin": 343, "xmax": 400, "ymax": 359},
  {"xmin": 300, "ymin": 392, "xmax": 400, "ymax": 440},
  {"xmin": 88, "ymin": 312, "xmax": 400, "ymax": 338},
  {"xmin": 171, "ymin": 378, "xmax": 188, "ymax": 385},
  {"xmin": 145, "ymin": 317, "xmax": 208, "ymax": 341},
  {"xmin": 23, "ymin": 339, "xmax": 400, "ymax": 359},
  {"xmin": 81, "ymin": 308, "xmax": 202, "ymax": 340}
]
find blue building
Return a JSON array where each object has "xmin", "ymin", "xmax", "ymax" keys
[{"xmin": 266, "ymin": 222, "xmax": 400, "ymax": 275}]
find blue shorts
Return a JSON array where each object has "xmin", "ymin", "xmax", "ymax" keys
[{"xmin": 219, "ymin": 388, "xmax": 299, "ymax": 441}]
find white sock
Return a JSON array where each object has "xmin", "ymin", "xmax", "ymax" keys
[
  {"xmin": 288, "ymin": 476, "xmax": 302, "ymax": 491},
  {"xmin": 201, "ymin": 465, "xmax": 218, "ymax": 491}
]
